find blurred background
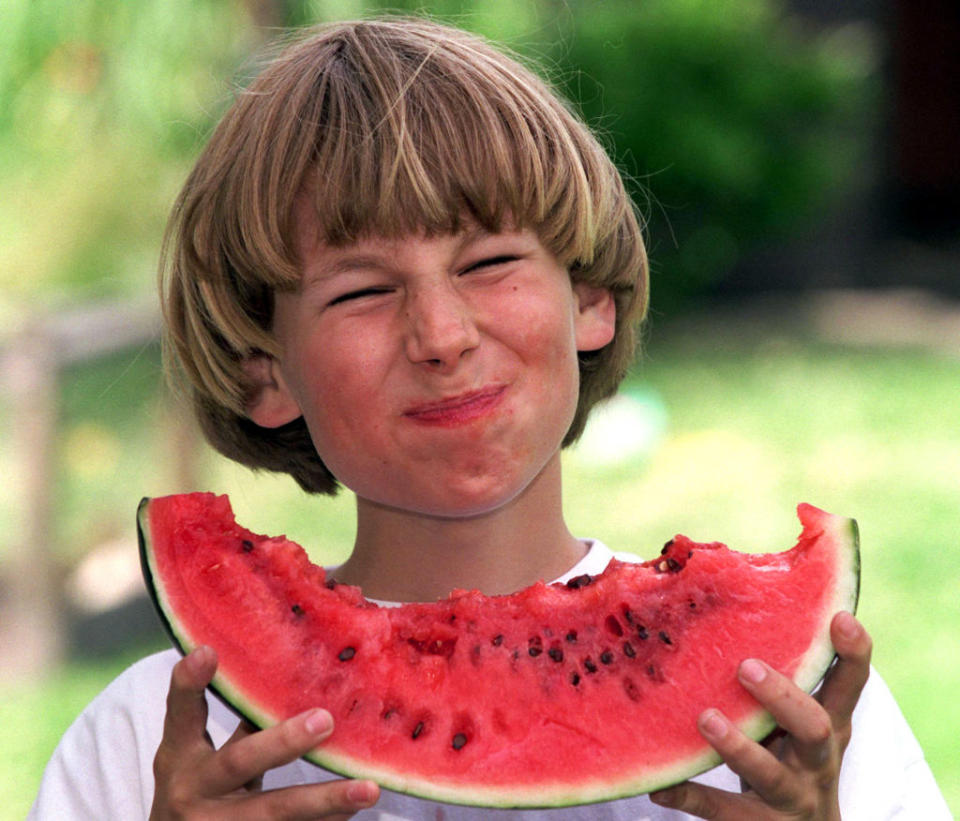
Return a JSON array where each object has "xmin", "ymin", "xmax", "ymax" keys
[{"xmin": 1, "ymin": 0, "xmax": 957, "ymax": 816}]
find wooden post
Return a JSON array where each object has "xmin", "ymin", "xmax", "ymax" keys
[{"xmin": 0, "ymin": 326, "xmax": 64, "ymax": 681}]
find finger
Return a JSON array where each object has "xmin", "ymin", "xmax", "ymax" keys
[
  {"xmin": 222, "ymin": 720, "xmax": 264, "ymax": 791},
  {"xmin": 695, "ymin": 708, "xmax": 796, "ymax": 808},
  {"xmin": 651, "ymin": 779, "xmax": 761, "ymax": 820},
  {"xmin": 736, "ymin": 658, "xmax": 834, "ymax": 770},
  {"xmin": 161, "ymin": 646, "xmax": 218, "ymax": 750},
  {"xmin": 819, "ymin": 612, "xmax": 872, "ymax": 724},
  {"xmin": 239, "ymin": 778, "xmax": 380, "ymax": 821},
  {"xmin": 205, "ymin": 707, "xmax": 336, "ymax": 794}
]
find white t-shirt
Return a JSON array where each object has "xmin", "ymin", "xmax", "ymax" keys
[{"xmin": 30, "ymin": 541, "xmax": 951, "ymax": 820}]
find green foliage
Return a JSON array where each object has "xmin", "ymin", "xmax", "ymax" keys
[
  {"xmin": 0, "ymin": 0, "xmax": 875, "ymax": 318},
  {"xmin": 548, "ymin": 0, "xmax": 876, "ymax": 311},
  {"xmin": 0, "ymin": 0, "xmax": 255, "ymax": 309}
]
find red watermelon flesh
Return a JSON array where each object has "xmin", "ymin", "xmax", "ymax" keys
[{"xmin": 137, "ymin": 493, "xmax": 859, "ymax": 807}]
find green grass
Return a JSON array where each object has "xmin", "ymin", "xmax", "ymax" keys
[{"xmin": 2, "ymin": 326, "xmax": 958, "ymax": 817}]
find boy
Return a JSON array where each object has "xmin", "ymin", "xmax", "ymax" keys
[{"xmin": 31, "ymin": 17, "xmax": 948, "ymax": 820}]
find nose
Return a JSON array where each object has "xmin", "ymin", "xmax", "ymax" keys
[{"xmin": 404, "ymin": 281, "xmax": 480, "ymax": 370}]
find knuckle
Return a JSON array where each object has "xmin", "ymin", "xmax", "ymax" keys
[
  {"xmin": 764, "ymin": 764, "xmax": 794, "ymax": 800},
  {"xmin": 154, "ymin": 773, "xmax": 198, "ymax": 820},
  {"xmin": 815, "ymin": 766, "xmax": 840, "ymax": 795},
  {"xmin": 280, "ymin": 715, "xmax": 307, "ymax": 748},
  {"xmin": 261, "ymin": 783, "xmax": 348, "ymax": 818},
  {"xmin": 806, "ymin": 708, "xmax": 833, "ymax": 745},
  {"xmin": 689, "ymin": 792, "xmax": 722, "ymax": 819},
  {"xmin": 217, "ymin": 742, "xmax": 251, "ymax": 782},
  {"xmin": 814, "ymin": 752, "xmax": 842, "ymax": 792},
  {"xmin": 834, "ymin": 721, "xmax": 853, "ymax": 750},
  {"xmin": 795, "ymin": 795, "xmax": 819, "ymax": 819},
  {"xmin": 165, "ymin": 785, "xmax": 197, "ymax": 819},
  {"xmin": 153, "ymin": 742, "xmax": 178, "ymax": 780}
]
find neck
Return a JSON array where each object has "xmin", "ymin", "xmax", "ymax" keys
[{"xmin": 331, "ymin": 454, "xmax": 585, "ymax": 602}]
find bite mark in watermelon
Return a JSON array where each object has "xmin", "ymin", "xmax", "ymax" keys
[{"xmin": 137, "ymin": 493, "xmax": 859, "ymax": 808}]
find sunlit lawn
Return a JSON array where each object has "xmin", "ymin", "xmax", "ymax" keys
[{"xmin": 1, "ymin": 305, "xmax": 958, "ymax": 818}]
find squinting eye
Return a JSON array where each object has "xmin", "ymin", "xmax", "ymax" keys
[
  {"xmin": 464, "ymin": 255, "xmax": 518, "ymax": 273},
  {"xmin": 328, "ymin": 287, "xmax": 391, "ymax": 306}
]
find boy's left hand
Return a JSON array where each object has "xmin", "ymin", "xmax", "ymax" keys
[{"xmin": 650, "ymin": 611, "xmax": 872, "ymax": 820}]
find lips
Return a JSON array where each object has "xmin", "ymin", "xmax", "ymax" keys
[{"xmin": 403, "ymin": 386, "xmax": 506, "ymax": 426}]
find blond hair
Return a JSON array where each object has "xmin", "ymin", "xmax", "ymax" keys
[{"xmin": 161, "ymin": 17, "xmax": 648, "ymax": 494}]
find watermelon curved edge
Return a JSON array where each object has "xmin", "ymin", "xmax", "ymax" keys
[{"xmin": 136, "ymin": 497, "xmax": 861, "ymax": 808}]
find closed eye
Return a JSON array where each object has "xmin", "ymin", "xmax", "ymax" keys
[
  {"xmin": 463, "ymin": 255, "xmax": 519, "ymax": 273},
  {"xmin": 327, "ymin": 286, "xmax": 393, "ymax": 306}
]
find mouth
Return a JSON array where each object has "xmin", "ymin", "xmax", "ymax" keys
[{"xmin": 403, "ymin": 386, "xmax": 507, "ymax": 426}]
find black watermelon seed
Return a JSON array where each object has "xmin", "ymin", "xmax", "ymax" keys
[
  {"xmin": 241, "ymin": 539, "xmax": 254, "ymax": 552},
  {"xmin": 622, "ymin": 608, "xmax": 635, "ymax": 624},
  {"xmin": 491, "ymin": 634, "xmax": 504, "ymax": 647},
  {"xmin": 291, "ymin": 604, "xmax": 304, "ymax": 616},
  {"xmin": 623, "ymin": 641, "xmax": 636, "ymax": 658},
  {"xmin": 600, "ymin": 650, "xmax": 614, "ymax": 665},
  {"xmin": 584, "ymin": 657, "xmax": 598, "ymax": 674},
  {"xmin": 605, "ymin": 615, "xmax": 624, "ymax": 637},
  {"xmin": 637, "ymin": 626, "xmax": 649, "ymax": 640},
  {"xmin": 338, "ymin": 646, "xmax": 356, "ymax": 661},
  {"xmin": 666, "ymin": 557, "xmax": 681, "ymax": 572},
  {"xmin": 565, "ymin": 630, "xmax": 578, "ymax": 643},
  {"xmin": 452, "ymin": 733, "xmax": 468, "ymax": 750},
  {"xmin": 658, "ymin": 631, "xmax": 673, "ymax": 645},
  {"xmin": 570, "ymin": 672, "xmax": 581, "ymax": 686},
  {"xmin": 689, "ymin": 600, "xmax": 697, "ymax": 609},
  {"xmin": 528, "ymin": 636, "xmax": 543, "ymax": 657},
  {"xmin": 325, "ymin": 578, "xmax": 337, "ymax": 590},
  {"xmin": 412, "ymin": 722, "xmax": 424, "ymax": 739},
  {"xmin": 660, "ymin": 539, "xmax": 674, "ymax": 555},
  {"xmin": 382, "ymin": 708, "xmax": 396, "ymax": 720},
  {"xmin": 566, "ymin": 574, "xmax": 593, "ymax": 590},
  {"xmin": 548, "ymin": 646, "xmax": 564, "ymax": 663}
]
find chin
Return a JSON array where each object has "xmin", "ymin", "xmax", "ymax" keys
[{"xmin": 365, "ymin": 476, "xmax": 531, "ymax": 521}]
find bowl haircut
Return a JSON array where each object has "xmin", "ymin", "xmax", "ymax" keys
[{"xmin": 161, "ymin": 17, "xmax": 649, "ymax": 494}]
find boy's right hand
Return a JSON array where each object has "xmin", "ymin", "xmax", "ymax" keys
[{"xmin": 151, "ymin": 646, "xmax": 379, "ymax": 820}]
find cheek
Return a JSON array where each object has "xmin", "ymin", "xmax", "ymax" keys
[{"xmin": 514, "ymin": 301, "xmax": 580, "ymax": 375}]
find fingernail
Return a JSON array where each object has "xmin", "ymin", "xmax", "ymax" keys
[
  {"xmin": 347, "ymin": 780, "xmax": 378, "ymax": 806},
  {"xmin": 700, "ymin": 709, "xmax": 728, "ymax": 739},
  {"xmin": 739, "ymin": 658, "xmax": 766, "ymax": 685},
  {"xmin": 303, "ymin": 708, "xmax": 333, "ymax": 736},
  {"xmin": 836, "ymin": 611, "xmax": 859, "ymax": 641},
  {"xmin": 186, "ymin": 645, "xmax": 213, "ymax": 675},
  {"xmin": 650, "ymin": 788, "xmax": 678, "ymax": 807}
]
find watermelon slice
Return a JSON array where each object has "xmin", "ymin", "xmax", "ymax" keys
[{"xmin": 137, "ymin": 493, "xmax": 859, "ymax": 808}]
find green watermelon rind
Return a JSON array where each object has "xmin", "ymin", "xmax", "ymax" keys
[{"xmin": 137, "ymin": 498, "xmax": 860, "ymax": 808}]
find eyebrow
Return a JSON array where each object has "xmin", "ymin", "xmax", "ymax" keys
[{"xmin": 301, "ymin": 253, "xmax": 393, "ymax": 289}]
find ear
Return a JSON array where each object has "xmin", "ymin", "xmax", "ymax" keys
[
  {"xmin": 572, "ymin": 282, "xmax": 616, "ymax": 352},
  {"xmin": 241, "ymin": 354, "xmax": 302, "ymax": 429}
]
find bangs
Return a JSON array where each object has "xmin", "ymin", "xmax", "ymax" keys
[{"xmin": 225, "ymin": 20, "xmax": 608, "ymax": 290}]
